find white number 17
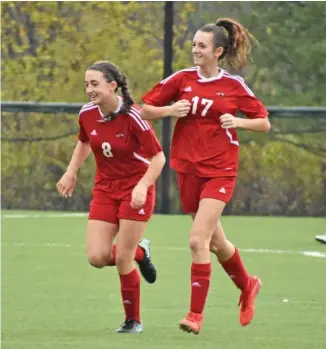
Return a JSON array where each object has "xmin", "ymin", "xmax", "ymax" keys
[{"xmin": 191, "ymin": 96, "xmax": 213, "ymax": 117}]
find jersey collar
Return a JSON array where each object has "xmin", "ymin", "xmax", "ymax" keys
[
  {"xmin": 196, "ymin": 66, "xmax": 225, "ymax": 83},
  {"xmin": 114, "ymin": 95, "xmax": 123, "ymax": 113},
  {"xmin": 97, "ymin": 95, "xmax": 123, "ymax": 118}
]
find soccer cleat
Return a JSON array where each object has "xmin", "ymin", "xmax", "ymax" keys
[
  {"xmin": 238, "ymin": 276, "xmax": 262, "ymax": 326},
  {"xmin": 137, "ymin": 238, "xmax": 157, "ymax": 284},
  {"xmin": 179, "ymin": 311, "xmax": 203, "ymax": 335},
  {"xmin": 315, "ymin": 234, "xmax": 326, "ymax": 244},
  {"xmin": 116, "ymin": 319, "xmax": 144, "ymax": 333}
]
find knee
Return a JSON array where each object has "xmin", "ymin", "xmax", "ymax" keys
[
  {"xmin": 209, "ymin": 241, "xmax": 218, "ymax": 254},
  {"xmin": 189, "ymin": 233, "xmax": 210, "ymax": 253},
  {"xmin": 115, "ymin": 251, "xmax": 133, "ymax": 270},
  {"xmin": 210, "ymin": 238, "xmax": 232, "ymax": 257},
  {"xmin": 87, "ymin": 251, "xmax": 112, "ymax": 268},
  {"xmin": 209, "ymin": 239, "xmax": 225, "ymax": 254}
]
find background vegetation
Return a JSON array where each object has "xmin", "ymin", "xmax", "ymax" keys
[{"xmin": 2, "ymin": 1, "xmax": 326, "ymax": 215}]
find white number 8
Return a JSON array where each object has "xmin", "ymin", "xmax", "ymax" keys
[{"xmin": 102, "ymin": 142, "xmax": 113, "ymax": 157}]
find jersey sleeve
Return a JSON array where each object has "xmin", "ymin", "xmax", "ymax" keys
[
  {"xmin": 128, "ymin": 105, "xmax": 163, "ymax": 157},
  {"xmin": 235, "ymin": 77, "xmax": 269, "ymax": 119},
  {"xmin": 78, "ymin": 111, "xmax": 89, "ymax": 142},
  {"xmin": 141, "ymin": 71, "xmax": 183, "ymax": 106}
]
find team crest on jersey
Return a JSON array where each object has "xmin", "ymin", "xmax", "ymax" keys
[
  {"xmin": 116, "ymin": 132, "xmax": 125, "ymax": 138},
  {"xmin": 216, "ymin": 92, "xmax": 225, "ymax": 96}
]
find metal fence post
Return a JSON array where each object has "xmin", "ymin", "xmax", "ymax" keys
[{"xmin": 160, "ymin": 1, "xmax": 174, "ymax": 213}]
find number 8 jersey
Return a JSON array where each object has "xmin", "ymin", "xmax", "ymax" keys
[
  {"xmin": 142, "ymin": 66, "xmax": 268, "ymax": 178},
  {"xmin": 78, "ymin": 97, "xmax": 162, "ymax": 190}
]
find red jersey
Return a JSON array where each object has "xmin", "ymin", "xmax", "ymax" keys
[
  {"xmin": 78, "ymin": 97, "xmax": 162, "ymax": 191},
  {"xmin": 142, "ymin": 66, "xmax": 268, "ymax": 177}
]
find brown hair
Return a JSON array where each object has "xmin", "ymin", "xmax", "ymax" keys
[
  {"xmin": 199, "ymin": 18, "xmax": 252, "ymax": 69},
  {"xmin": 87, "ymin": 60, "xmax": 134, "ymax": 116}
]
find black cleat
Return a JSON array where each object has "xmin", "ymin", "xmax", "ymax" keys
[
  {"xmin": 116, "ymin": 319, "xmax": 144, "ymax": 333},
  {"xmin": 137, "ymin": 238, "xmax": 157, "ymax": 284}
]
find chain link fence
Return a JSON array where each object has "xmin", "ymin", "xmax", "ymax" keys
[{"xmin": 2, "ymin": 103, "xmax": 326, "ymax": 216}]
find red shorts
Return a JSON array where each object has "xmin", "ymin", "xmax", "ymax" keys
[
  {"xmin": 88, "ymin": 178, "xmax": 155, "ymax": 224},
  {"xmin": 177, "ymin": 172, "xmax": 236, "ymax": 213}
]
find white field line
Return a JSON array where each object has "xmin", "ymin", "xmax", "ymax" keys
[
  {"xmin": 2, "ymin": 213, "xmax": 326, "ymax": 258},
  {"xmin": 1, "ymin": 242, "xmax": 326, "ymax": 258},
  {"xmin": 2, "ymin": 213, "xmax": 88, "ymax": 218}
]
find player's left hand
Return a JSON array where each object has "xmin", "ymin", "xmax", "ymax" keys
[
  {"xmin": 131, "ymin": 182, "xmax": 148, "ymax": 209},
  {"xmin": 220, "ymin": 113, "xmax": 240, "ymax": 129}
]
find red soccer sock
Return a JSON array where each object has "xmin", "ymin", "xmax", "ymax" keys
[
  {"xmin": 190, "ymin": 262, "xmax": 212, "ymax": 314},
  {"xmin": 108, "ymin": 245, "xmax": 145, "ymax": 266},
  {"xmin": 219, "ymin": 248, "xmax": 250, "ymax": 291},
  {"xmin": 134, "ymin": 246, "xmax": 145, "ymax": 262},
  {"xmin": 119, "ymin": 268, "xmax": 141, "ymax": 322}
]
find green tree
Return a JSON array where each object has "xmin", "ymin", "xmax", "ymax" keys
[
  {"xmin": 1, "ymin": 1, "xmax": 325, "ymax": 215},
  {"xmin": 1, "ymin": 1, "xmax": 198, "ymax": 210},
  {"xmin": 190, "ymin": 1, "xmax": 326, "ymax": 106}
]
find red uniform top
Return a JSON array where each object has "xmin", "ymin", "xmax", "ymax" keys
[
  {"xmin": 78, "ymin": 97, "xmax": 162, "ymax": 191},
  {"xmin": 142, "ymin": 66, "xmax": 268, "ymax": 177}
]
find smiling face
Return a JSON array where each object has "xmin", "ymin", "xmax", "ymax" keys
[
  {"xmin": 192, "ymin": 30, "xmax": 224, "ymax": 68},
  {"xmin": 84, "ymin": 70, "xmax": 117, "ymax": 106}
]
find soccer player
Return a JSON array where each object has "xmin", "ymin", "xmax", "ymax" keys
[
  {"xmin": 56, "ymin": 61, "xmax": 165, "ymax": 333},
  {"xmin": 141, "ymin": 18, "xmax": 271, "ymax": 334}
]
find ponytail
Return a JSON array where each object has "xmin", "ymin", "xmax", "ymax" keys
[
  {"xmin": 216, "ymin": 18, "xmax": 252, "ymax": 69},
  {"xmin": 116, "ymin": 73, "xmax": 134, "ymax": 114},
  {"xmin": 199, "ymin": 18, "xmax": 253, "ymax": 69}
]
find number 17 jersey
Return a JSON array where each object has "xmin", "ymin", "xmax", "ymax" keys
[{"xmin": 142, "ymin": 66, "xmax": 268, "ymax": 178}]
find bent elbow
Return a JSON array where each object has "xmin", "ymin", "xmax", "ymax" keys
[
  {"xmin": 140, "ymin": 105, "xmax": 150, "ymax": 120},
  {"xmin": 265, "ymin": 121, "xmax": 272, "ymax": 133},
  {"xmin": 158, "ymin": 151, "xmax": 166, "ymax": 168},
  {"xmin": 163, "ymin": 154, "xmax": 167, "ymax": 167},
  {"xmin": 154, "ymin": 151, "xmax": 166, "ymax": 172},
  {"xmin": 264, "ymin": 120, "xmax": 271, "ymax": 133}
]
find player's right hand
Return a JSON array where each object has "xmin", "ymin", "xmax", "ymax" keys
[
  {"xmin": 56, "ymin": 172, "xmax": 77, "ymax": 198},
  {"xmin": 170, "ymin": 99, "xmax": 191, "ymax": 118},
  {"xmin": 130, "ymin": 182, "xmax": 148, "ymax": 209}
]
